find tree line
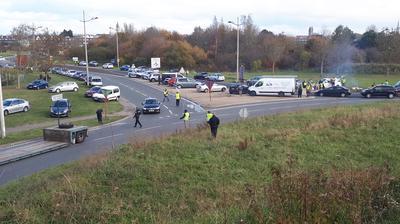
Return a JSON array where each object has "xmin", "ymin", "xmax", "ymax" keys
[{"xmin": 6, "ymin": 18, "xmax": 400, "ymax": 74}]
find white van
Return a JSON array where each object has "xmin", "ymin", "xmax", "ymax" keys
[
  {"xmin": 92, "ymin": 85, "xmax": 120, "ymax": 102},
  {"xmin": 248, "ymin": 76, "xmax": 296, "ymax": 96},
  {"xmin": 90, "ymin": 76, "xmax": 103, "ymax": 86}
]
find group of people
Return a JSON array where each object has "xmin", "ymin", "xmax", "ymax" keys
[{"xmin": 96, "ymin": 88, "xmax": 221, "ymax": 139}]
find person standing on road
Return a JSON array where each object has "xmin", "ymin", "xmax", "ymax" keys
[
  {"xmin": 175, "ymin": 91, "xmax": 181, "ymax": 107},
  {"xmin": 297, "ymin": 86, "xmax": 303, "ymax": 98},
  {"xmin": 180, "ymin": 109, "xmax": 190, "ymax": 128},
  {"xmin": 133, "ymin": 109, "xmax": 142, "ymax": 128},
  {"xmin": 163, "ymin": 88, "xmax": 169, "ymax": 102},
  {"xmin": 96, "ymin": 109, "xmax": 103, "ymax": 124},
  {"xmin": 208, "ymin": 113, "xmax": 220, "ymax": 138}
]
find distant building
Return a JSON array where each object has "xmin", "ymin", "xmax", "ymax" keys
[{"xmin": 295, "ymin": 26, "xmax": 323, "ymax": 45}]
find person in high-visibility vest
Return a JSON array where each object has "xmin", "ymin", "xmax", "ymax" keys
[
  {"xmin": 163, "ymin": 88, "xmax": 169, "ymax": 102},
  {"xmin": 180, "ymin": 109, "xmax": 190, "ymax": 128},
  {"xmin": 175, "ymin": 91, "xmax": 181, "ymax": 107},
  {"xmin": 206, "ymin": 111, "xmax": 213, "ymax": 121}
]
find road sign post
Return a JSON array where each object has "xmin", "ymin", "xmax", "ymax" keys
[
  {"xmin": 0, "ymin": 75, "xmax": 5, "ymax": 138},
  {"xmin": 206, "ymin": 80, "xmax": 214, "ymax": 102},
  {"xmin": 151, "ymin": 57, "xmax": 161, "ymax": 69}
]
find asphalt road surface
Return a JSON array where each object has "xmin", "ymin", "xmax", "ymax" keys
[{"xmin": 0, "ymin": 68, "xmax": 392, "ymax": 185}]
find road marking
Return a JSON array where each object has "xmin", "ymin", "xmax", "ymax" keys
[
  {"xmin": 93, "ymin": 133, "xmax": 124, "ymax": 142},
  {"xmin": 135, "ymin": 125, "xmax": 162, "ymax": 132}
]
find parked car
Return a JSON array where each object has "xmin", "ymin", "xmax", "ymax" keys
[
  {"xmin": 90, "ymin": 76, "xmax": 103, "ymax": 86},
  {"xmin": 89, "ymin": 61, "xmax": 98, "ymax": 67},
  {"xmin": 27, "ymin": 80, "xmax": 48, "ymax": 90},
  {"xmin": 175, "ymin": 78, "xmax": 201, "ymax": 88},
  {"xmin": 141, "ymin": 98, "xmax": 161, "ymax": 114},
  {"xmin": 228, "ymin": 83, "xmax": 249, "ymax": 94},
  {"xmin": 194, "ymin": 72, "xmax": 209, "ymax": 80},
  {"xmin": 149, "ymin": 73, "xmax": 161, "ymax": 82},
  {"xmin": 315, "ymin": 86, "xmax": 351, "ymax": 97},
  {"xmin": 102, "ymin": 63, "xmax": 114, "ymax": 69},
  {"xmin": 207, "ymin": 73, "xmax": 225, "ymax": 82},
  {"xmin": 2, "ymin": 98, "xmax": 30, "ymax": 116},
  {"xmin": 247, "ymin": 76, "xmax": 267, "ymax": 86},
  {"xmin": 248, "ymin": 76, "xmax": 296, "ymax": 96},
  {"xmin": 78, "ymin": 61, "xmax": 87, "ymax": 66},
  {"xmin": 128, "ymin": 72, "xmax": 141, "ymax": 78},
  {"xmin": 84, "ymin": 86, "xmax": 102, "ymax": 97},
  {"xmin": 50, "ymin": 99, "xmax": 71, "ymax": 117},
  {"xmin": 393, "ymin": 81, "xmax": 400, "ymax": 95},
  {"xmin": 361, "ymin": 85, "xmax": 396, "ymax": 99},
  {"xmin": 196, "ymin": 83, "xmax": 227, "ymax": 93},
  {"xmin": 67, "ymin": 70, "xmax": 77, "ymax": 77},
  {"xmin": 92, "ymin": 86, "xmax": 121, "ymax": 102},
  {"xmin": 48, "ymin": 82, "xmax": 79, "ymax": 93},
  {"xmin": 120, "ymin": 65, "xmax": 130, "ymax": 71}
]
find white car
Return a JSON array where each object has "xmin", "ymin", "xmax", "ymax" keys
[
  {"xmin": 67, "ymin": 70, "xmax": 77, "ymax": 77},
  {"xmin": 90, "ymin": 76, "xmax": 103, "ymax": 86},
  {"xmin": 3, "ymin": 98, "xmax": 30, "ymax": 116},
  {"xmin": 208, "ymin": 73, "xmax": 225, "ymax": 82},
  {"xmin": 79, "ymin": 61, "xmax": 87, "ymax": 66},
  {"xmin": 149, "ymin": 73, "xmax": 161, "ymax": 82},
  {"xmin": 48, "ymin": 82, "xmax": 79, "ymax": 93},
  {"xmin": 196, "ymin": 83, "xmax": 227, "ymax": 93},
  {"xmin": 92, "ymin": 85, "xmax": 121, "ymax": 102},
  {"xmin": 102, "ymin": 63, "xmax": 114, "ymax": 69}
]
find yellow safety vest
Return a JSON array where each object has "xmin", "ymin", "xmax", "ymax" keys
[
  {"xmin": 206, "ymin": 113, "xmax": 213, "ymax": 121},
  {"xmin": 183, "ymin": 112, "xmax": 190, "ymax": 121},
  {"xmin": 163, "ymin": 90, "xmax": 168, "ymax": 96},
  {"xmin": 176, "ymin": 92, "xmax": 181, "ymax": 100}
]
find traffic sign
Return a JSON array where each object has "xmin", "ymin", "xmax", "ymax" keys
[
  {"xmin": 51, "ymin": 94, "xmax": 63, "ymax": 101},
  {"xmin": 151, "ymin": 57, "xmax": 161, "ymax": 69}
]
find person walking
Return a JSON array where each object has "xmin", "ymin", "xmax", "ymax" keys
[
  {"xmin": 96, "ymin": 109, "xmax": 103, "ymax": 124},
  {"xmin": 133, "ymin": 109, "xmax": 142, "ymax": 128},
  {"xmin": 163, "ymin": 88, "xmax": 169, "ymax": 102},
  {"xmin": 175, "ymin": 91, "xmax": 181, "ymax": 107},
  {"xmin": 297, "ymin": 85, "xmax": 303, "ymax": 98},
  {"xmin": 207, "ymin": 113, "xmax": 220, "ymax": 138},
  {"xmin": 180, "ymin": 109, "xmax": 190, "ymax": 128}
]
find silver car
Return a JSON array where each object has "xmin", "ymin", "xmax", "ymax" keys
[
  {"xmin": 175, "ymin": 78, "xmax": 201, "ymax": 88},
  {"xmin": 3, "ymin": 98, "xmax": 30, "ymax": 116},
  {"xmin": 48, "ymin": 82, "xmax": 79, "ymax": 93}
]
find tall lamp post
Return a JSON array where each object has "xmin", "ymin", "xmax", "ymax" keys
[
  {"xmin": 109, "ymin": 23, "xmax": 120, "ymax": 68},
  {"xmin": 0, "ymin": 75, "xmax": 5, "ymax": 138},
  {"xmin": 228, "ymin": 17, "xmax": 243, "ymax": 83},
  {"xmin": 81, "ymin": 10, "xmax": 98, "ymax": 86}
]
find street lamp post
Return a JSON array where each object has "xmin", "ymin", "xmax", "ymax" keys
[
  {"xmin": 81, "ymin": 10, "xmax": 98, "ymax": 86},
  {"xmin": 228, "ymin": 17, "xmax": 242, "ymax": 83},
  {"xmin": 109, "ymin": 23, "xmax": 120, "ymax": 68},
  {"xmin": 0, "ymin": 75, "xmax": 5, "ymax": 138}
]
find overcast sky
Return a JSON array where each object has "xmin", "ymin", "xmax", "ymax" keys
[{"xmin": 0, "ymin": 0, "xmax": 399, "ymax": 36}]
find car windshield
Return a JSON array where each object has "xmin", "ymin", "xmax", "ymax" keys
[
  {"xmin": 145, "ymin": 99, "xmax": 158, "ymax": 104},
  {"xmin": 92, "ymin": 79, "xmax": 101, "ymax": 82},
  {"xmin": 91, "ymin": 87, "xmax": 101, "ymax": 92},
  {"xmin": 33, "ymin": 80, "xmax": 42, "ymax": 84},
  {"xmin": 53, "ymin": 101, "xmax": 67, "ymax": 107},
  {"xmin": 3, "ymin": 100, "xmax": 12, "ymax": 106}
]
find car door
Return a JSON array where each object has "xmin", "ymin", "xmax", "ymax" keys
[
  {"xmin": 9, "ymin": 100, "xmax": 18, "ymax": 113},
  {"xmin": 373, "ymin": 87, "xmax": 383, "ymax": 96}
]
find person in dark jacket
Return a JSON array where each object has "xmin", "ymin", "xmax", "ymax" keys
[
  {"xmin": 297, "ymin": 86, "xmax": 303, "ymax": 98},
  {"xmin": 96, "ymin": 109, "xmax": 103, "ymax": 124},
  {"xmin": 133, "ymin": 109, "xmax": 142, "ymax": 128},
  {"xmin": 207, "ymin": 114, "xmax": 220, "ymax": 138}
]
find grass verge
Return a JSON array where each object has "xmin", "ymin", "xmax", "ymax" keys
[
  {"xmin": 3, "ymin": 72, "xmax": 123, "ymax": 128},
  {"xmin": 0, "ymin": 102, "xmax": 400, "ymax": 223},
  {"xmin": 0, "ymin": 116, "xmax": 125, "ymax": 145}
]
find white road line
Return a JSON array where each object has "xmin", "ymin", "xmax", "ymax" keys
[{"xmin": 93, "ymin": 133, "xmax": 124, "ymax": 142}]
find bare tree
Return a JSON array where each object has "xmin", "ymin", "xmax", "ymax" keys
[
  {"xmin": 262, "ymin": 35, "xmax": 288, "ymax": 74},
  {"xmin": 306, "ymin": 36, "xmax": 331, "ymax": 76}
]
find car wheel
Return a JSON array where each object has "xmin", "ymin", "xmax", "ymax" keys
[
  {"xmin": 150, "ymin": 78, "xmax": 155, "ymax": 82},
  {"xmin": 66, "ymin": 112, "xmax": 69, "ymax": 117},
  {"xmin": 116, "ymin": 96, "xmax": 120, "ymax": 101},
  {"xmin": 278, "ymin": 92, "xmax": 284, "ymax": 97},
  {"xmin": 250, "ymin": 91, "xmax": 256, "ymax": 96},
  {"xmin": 204, "ymin": 88, "xmax": 209, "ymax": 93},
  {"xmin": 177, "ymin": 85, "xmax": 182, "ymax": 89},
  {"xmin": 340, "ymin": 92, "xmax": 346, "ymax": 97},
  {"xmin": 319, "ymin": 92, "xmax": 324, "ymax": 97},
  {"xmin": 56, "ymin": 89, "xmax": 61, "ymax": 93},
  {"xmin": 221, "ymin": 87, "xmax": 226, "ymax": 92},
  {"xmin": 73, "ymin": 87, "xmax": 78, "ymax": 92},
  {"xmin": 4, "ymin": 110, "xmax": 9, "ymax": 116},
  {"xmin": 388, "ymin": 93, "xmax": 394, "ymax": 99},
  {"xmin": 366, "ymin": 93, "xmax": 371, "ymax": 98},
  {"xmin": 37, "ymin": 86, "xmax": 40, "ymax": 90},
  {"xmin": 23, "ymin": 106, "xmax": 28, "ymax": 112}
]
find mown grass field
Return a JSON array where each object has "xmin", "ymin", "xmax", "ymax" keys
[
  {"xmin": 2, "ymin": 72, "xmax": 123, "ymax": 128},
  {"xmin": 0, "ymin": 101, "xmax": 399, "ymax": 223}
]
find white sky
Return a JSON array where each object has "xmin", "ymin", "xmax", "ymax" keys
[{"xmin": 0, "ymin": 0, "xmax": 399, "ymax": 36}]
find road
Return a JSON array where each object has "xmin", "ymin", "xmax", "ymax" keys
[{"xmin": 0, "ymin": 68, "xmax": 390, "ymax": 185}]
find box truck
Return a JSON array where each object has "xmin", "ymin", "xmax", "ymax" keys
[{"xmin": 248, "ymin": 76, "xmax": 297, "ymax": 96}]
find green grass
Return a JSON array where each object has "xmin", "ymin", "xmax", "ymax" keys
[
  {"xmin": 0, "ymin": 101, "xmax": 400, "ymax": 223},
  {"xmin": 0, "ymin": 116, "xmax": 125, "ymax": 145},
  {"xmin": 2, "ymin": 73, "xmax": 123, "ymax": 128},
  {"xmin": 187, "ymin": 71, "xmax": 400, "ymax": 88},
  {"xmin": 0, "ymin": 51, "xmax": 16, "ymax": 57}
]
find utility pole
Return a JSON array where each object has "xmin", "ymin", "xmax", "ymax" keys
[
  {"xmin": 110, "ymin": 23, "xmax": 120, "ymax": 68},
  {"xmin": 0, "ymin": 75, "xmax": 6, "ymax": 138},
  {"xmin": 228, "ymin": 17, "xmax": 243, "ymax": 83},
  {"xmin": 81, "ymin": 10, "xmax": 98, "ymax": 86}
]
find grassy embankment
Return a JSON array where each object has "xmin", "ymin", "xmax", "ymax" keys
[
  {"xmin": 0, "ymin": 101, "xmax": 400, "ymax": 223},
  {"xmin": 2, "ymin": 72, "xmax": 123, "ymax": 128}
]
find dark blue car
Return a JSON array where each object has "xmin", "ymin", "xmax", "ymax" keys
[
  {"xmin": 120, "ymin": 65, "xmax": 130, "ymax": 71},
  {"xmin": 27, "ymin": 80, "xmax": 48, "ymax": 90},
  {"xmin": 50, "ymin": 99, "xmax": 71, "ymax": 117},
  {"xmin": 141, "ymin": 98, "xmax": 161, "ymax": 114}
]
